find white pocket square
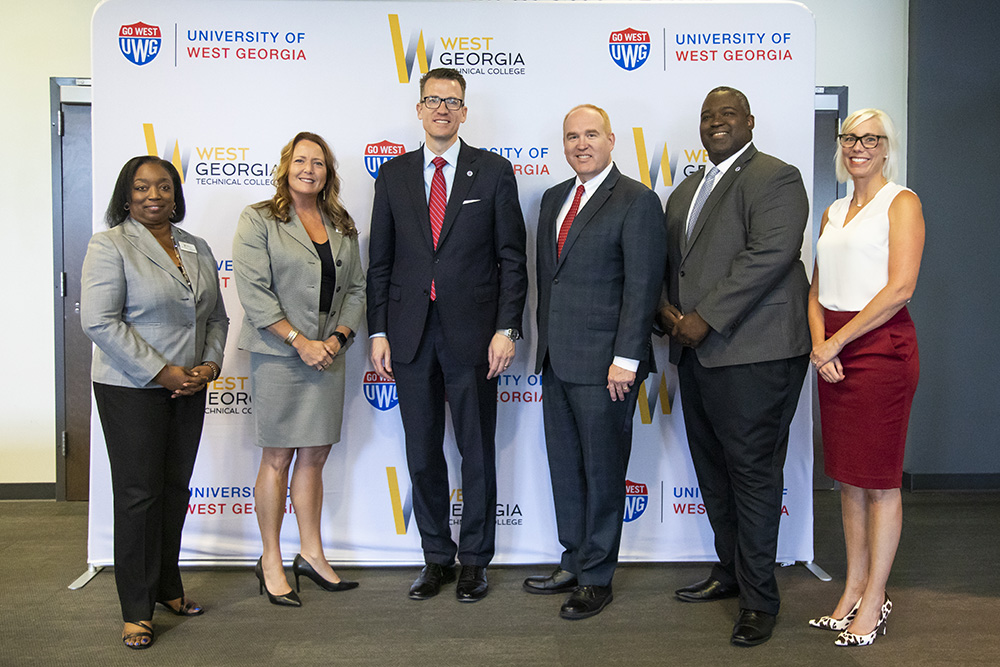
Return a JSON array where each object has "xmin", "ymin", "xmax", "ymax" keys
[{"xmin": 462, "ymin": 199, "xmax": 481, "ymax": 205}]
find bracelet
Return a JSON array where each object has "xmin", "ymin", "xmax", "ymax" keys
[
  {"xmin": 201, "ymin": 361, "xmax": 221, "ymax": 381},
  {"xmin": 284, "ymin": 329, "xmax": 300, "ymax": 346}
]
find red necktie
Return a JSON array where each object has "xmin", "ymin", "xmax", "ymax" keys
[
  {"xmin": 557, "ymin": 184, "xmax": 585, "ymax": 259},
  {"xmin": 428, "ymin": 156, "xmax": 447, "ymax": 300}
]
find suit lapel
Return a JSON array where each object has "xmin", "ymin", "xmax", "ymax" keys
[
  {"xmin": 557, "ymin": 165, "xmax": 620, "ymax": 269},
  {"xmin": 541, "ymin": 179, "xmax": 575, "ymax": 267},
  {"xmin": 285, "ymin": 209, "xmax": 320, "ymax": 258},
  {"xmin": 173, "ymin": 227, "xmax": 202, "ymax": 294},
  {"xmin": 403, "ymin": 149, "xmax": 434, "ymax": 251},
  {"xmin": 436, "ymin": 139, "xmax": 477, "ymax": 249},
  {"xmin": 122, "ymin": 219, "xmax": 190, "ymax": 290},
  {"xmin": 683, "ymin": 144, "xmax": 758, "ymax": 260}
]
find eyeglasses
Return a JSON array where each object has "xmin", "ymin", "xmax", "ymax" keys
[
  {"xmin": 838, "ymin": 134, "xmax": 887, "ymax": 149},
  {"xmin": 421, "ymin": 96, "xmax": 464, "ymax": 111}
]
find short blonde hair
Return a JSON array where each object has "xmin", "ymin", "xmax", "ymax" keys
[
  {"xmin": 563, "ymin": 104, "xmax": 612, "ymax": 135},
  {"xmin": 835, "ymin": 108, "xmax": 899, "ymax": 183}
]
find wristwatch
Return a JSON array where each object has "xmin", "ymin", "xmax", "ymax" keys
[
  {"xmin": 500, "ymin": 328, "xmax": 521, "ymax": 342},
  {"xmin": 331, "ymin": 331, "xmax": 348, "ymax": 347}
]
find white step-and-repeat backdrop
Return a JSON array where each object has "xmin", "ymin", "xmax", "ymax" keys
[{"xmin": 89, "ymin": 0, "xmax": 816, "ymax": 566}]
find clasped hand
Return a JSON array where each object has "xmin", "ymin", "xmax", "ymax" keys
[
  {"xmin": 155, "ymin": 364, "xmax": 213, "ymax": 398},
  {"xmin": 657, "ymin": 304, "xmax": 710, "ymax": 347},
  {"xmin": 297, "ymin": 337, "xmax": 339, "ymax": 371}
]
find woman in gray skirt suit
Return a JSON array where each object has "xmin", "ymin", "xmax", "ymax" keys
[{"xmin": 233, "ymin": 132, "xmax": 365, "ymax": 606}]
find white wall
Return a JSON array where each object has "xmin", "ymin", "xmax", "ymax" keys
[
  {"xmin": 0, "ymin": 0, "xmax": 100, "ymax": 484},
  {"xmin": 0, "ymin": 0, "xmax": 907, "ymax": 488}
]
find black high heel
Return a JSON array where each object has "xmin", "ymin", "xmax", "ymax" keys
[
  {"xmin": 156, "ymin": 597, "xmax": 204, "ymax": 616},
  {"xmin": 292, "ymin": 553, "xmax": 359, "ymax": 592},
  {"xmin": 254, "ymin": 557, "xmax": 302, "ymax": 607}
]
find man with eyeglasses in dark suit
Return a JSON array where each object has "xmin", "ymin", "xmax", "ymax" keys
[{"xmin": 367, "ymin": 67, "xmax": 528, "ymax": 604}]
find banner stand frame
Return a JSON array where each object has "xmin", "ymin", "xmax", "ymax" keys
[{"xmin": 67, "ymin": 564, "xmax": 104, "ymax": 590}]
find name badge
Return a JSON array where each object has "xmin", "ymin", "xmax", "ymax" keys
[{"xmin": 178, "ymin": 241, "xmax": 197, "ymax": 253}]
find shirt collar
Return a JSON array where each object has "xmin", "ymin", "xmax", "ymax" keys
[
  {"xmin": 575, "ymin": 160, "xmax": 615, "ymax": 195},
  {"xmin": 423, "ymin": 140, "xmax": 461, "ymax": 169},
  {"xmin": 710, "ymin": 141, "xmax": 752, "ymax": 179}
]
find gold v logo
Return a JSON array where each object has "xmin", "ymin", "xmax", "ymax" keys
[
  {"xmin": 143, "ymin": 124, "xmax": 189, "ymax": 183},
  {"xmin": 637, "ymin": 372, "xmax": 672, "ymax": 424},
  {"xmin": 632, "ymin": 128, "xmax": 675, "ymax": 189},
  {"xmin": 386, "ymin": 466, "xmax": 413, "ymax": 534},
  {"xmin": 388, "ymin": 14, "xmax": 433, "ymax": 84}
]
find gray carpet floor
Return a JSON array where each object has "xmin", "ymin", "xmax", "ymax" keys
[{"xmin": 1, "ymin": 490, "xmax": 997, "ymax": 666}]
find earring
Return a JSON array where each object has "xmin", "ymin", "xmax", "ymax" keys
[{"xmin": 124, "ymin": 203, "xmax": 130, "ymax": 210}]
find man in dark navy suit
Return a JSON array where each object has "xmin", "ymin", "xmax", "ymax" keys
[
  {"xmin": 524, "ymin": 104, "xmax": 665, "ymax": 619},
  {"xmin": 367, "ymin": 68, "xmax": 527, "ymax": 603}
]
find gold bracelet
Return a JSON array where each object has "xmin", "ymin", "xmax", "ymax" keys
[
  {"xmin": 284, "ymin": 329, "xmax": 300, "ymax": 346},
  {"xmin": 201, "ymin": 361, "xmax": 221, "ymax": 380}
]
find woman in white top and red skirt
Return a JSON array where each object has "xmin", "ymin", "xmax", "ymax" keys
[{"xmin": 807, "ymin": 109, "xmax": 925, "ymax": 647}]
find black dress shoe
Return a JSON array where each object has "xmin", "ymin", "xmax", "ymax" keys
[
  {"xmin": 559, "ymin": 585, "xmax": 613, "ymax": 620},
  {"xmin": 455, "ymin": 565, "xmax": 489, "ymax": 602},
  {"xmin": 524, "ymin": 566, "xmax": 578, "ymax": 595},
  {"xmin": 675, "ymin": 577, "xmax": 739, "ymax": 603},
  {"xmin": 731, "ymin": 609, "xmax": 776, "ymax": 647},
  {"xmin": 408, "ymin": 564, "xmax": 456, "ymax": 600}
]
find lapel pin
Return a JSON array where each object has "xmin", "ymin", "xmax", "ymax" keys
[
  {"xmin": 735, "ymin": 166, "xmax": 741, "ymax": 172},
  {"xmin": 467, "ymin": 170, "xmax": 473, "ymax": 177}
]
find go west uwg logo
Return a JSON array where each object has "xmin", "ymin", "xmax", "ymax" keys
[
  {"xmin": 624, "ymin": 480, "xmax": 648, "ymax": 522},
  {"xmin": 119, "ymin": 22, "xmax": 161, "ymax": 66},
  {"xmin": 143, "ymin": 124, "xmax": 189, "ymax": 183},
  {"xmin": 365, "ymin": 141, "xmax": 406, "ymax": 179},
  {"xmin": 388, "ymin": 14, "xmax": 433, "ymax": 84},
  {"xmin": 364, "ymin": 371, "xmax": 398, "ymax": 410},
  {"xmin": 609, "ymin": 28, "xmax": 650, "ymax": 71}
]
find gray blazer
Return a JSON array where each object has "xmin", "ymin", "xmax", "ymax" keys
[
  {"xmin": 233, "ymin": 204, "xmax": 366, "ymax": 356},
  {"xmin": 80, "ymin": 218, "xmax": 229, "ymax": 388},
  {"xmin": 664, "ymin": 144, "xmax": 811, "ymax": 368},
  {"xmin": 535, "ymin": 165, "xmax": 667, "ymax": 385}
]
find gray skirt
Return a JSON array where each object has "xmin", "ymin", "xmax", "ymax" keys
[{"xmin": 249, "ymin": 336, "xmax": 346, "ymax": 448}]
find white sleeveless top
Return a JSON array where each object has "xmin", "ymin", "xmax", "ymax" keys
[{"xmin": 817, "ymin": 182, "xmax": 911, "ymax": 311}]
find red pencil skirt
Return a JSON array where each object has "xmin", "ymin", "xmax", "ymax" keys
[{"xmin": 818, "ymin": 307, "xmax": 919, "ymax": 489}]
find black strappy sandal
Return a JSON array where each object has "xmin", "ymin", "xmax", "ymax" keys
[{"xmin": 122, "ymin": 621, "xmax": 154, "ymax": 650}]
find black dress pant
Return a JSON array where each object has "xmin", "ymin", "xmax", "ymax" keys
[
  {"xmin": 392, "ymin": 305, "xmax": 498, "ymax": 567},
  {"xmin": 541, "ymin": 360, "xmax": 647, "ymax": 587},
  {"xmin": 93, "ymin": 383, "xmax": 206, "ymax": 622},
  {"xmin": 677, "ymin": 349, "xmax": 808, "ymax": 616}
]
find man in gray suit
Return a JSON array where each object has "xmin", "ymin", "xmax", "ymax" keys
[
  {"xmin": 659, "ymin": 87, "xmax": 810, "ymax": 646},
  {"xmin": 524, "ymin": 104, "xmax": 665, "ymax": 620}
]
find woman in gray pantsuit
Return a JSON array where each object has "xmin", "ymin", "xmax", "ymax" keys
[
  {"xmin": 233, "ymin": 132, "xmax": 365, "ymax": 606},
  {"xmin": 82, "ymin": 156, "xmax": 228, "ymax": 649}
]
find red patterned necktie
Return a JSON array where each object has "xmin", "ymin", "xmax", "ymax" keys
[
  {"xmin": 428, "ymin": 156, "xmax": 447, "ymax": 300},
  {"xmin": 557, "ymin": 184, "xmax": 585, "ymax": 259}
]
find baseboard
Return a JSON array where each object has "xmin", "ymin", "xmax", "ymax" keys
[
  {"xmin": 0, "ymin": 483, "xmax": 56, "ymax": 500},
  {"xmin": 903, "ymin": 472, "xmax": 1000, "ymax": 491}
]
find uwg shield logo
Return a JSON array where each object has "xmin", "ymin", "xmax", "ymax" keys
[
  {"xmin": 624, "ymin": 480, "xmax": 648, "ymax": 522},
  {"xmin": 365, "ymin": 140, "xmax": 406, "ymax": 179},
  {"xmin": 143, "ymin": 124, "xmax": 189, "ymax": 183},
  {"xmin": 632, "ymin": 128, "xmax": 677, "ymax": 189},
  {"xmin": 609, "ymin": 28, "xmax": 650, "ymax": 71},
  {"xmin": 388, "ymin": 14, "xmax": 434, "ymax": 83},
  {"xmin": 364, "ymin": 371, "xmax": 398, "ymax": 410},
  {"xmin": 119, "ymin": 22, "xmax": 161, "ymax": 66}
]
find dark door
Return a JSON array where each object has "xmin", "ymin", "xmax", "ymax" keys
[{"xmin": 52, "ymin": 79, "xmax": 93, "ymax": 501}]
